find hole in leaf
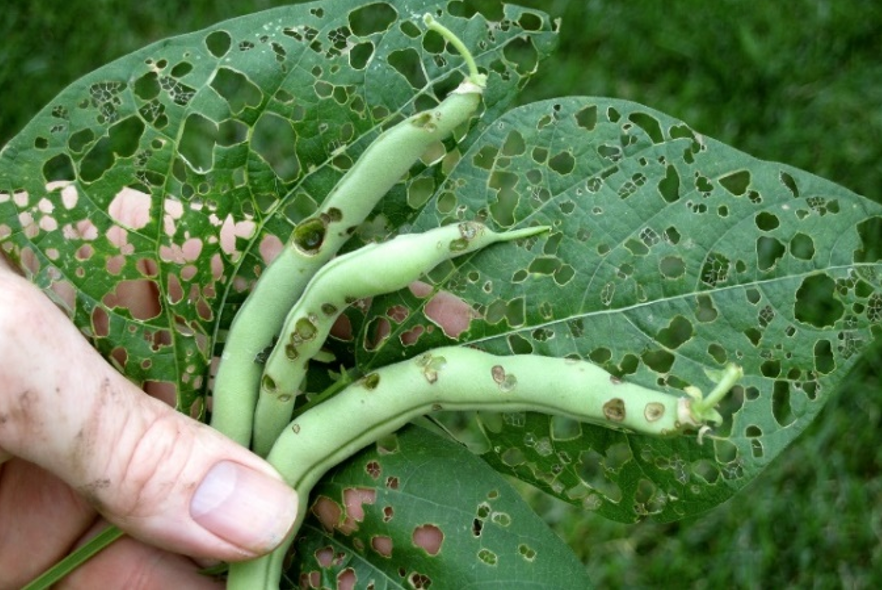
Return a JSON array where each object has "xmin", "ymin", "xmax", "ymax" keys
[
  {"xmin": 794, "ymin": 274, "xmax": 844, "ymax": 328},
  {"xmin": 349, "ymin": 41, "xmax": 374, "ymax": 69},
  {"xmin": 628, "ymin": 112, "xmax": 663, "ymax": 144},
  {"xmin": 772, "ymin": 380, "xmax": 795, "ymax": 426},
  {"xmin": 657, "ymin": 316, "xmax": 693, "ymax": 349},
  {"xmin": 43, "ymin": 153, "xmax": 75, "ymax": 183},
  {"xmin": 517, "ymin": 10, "xmax": 544, "ymax": 31},
  {"xmin": 211, "ymin": 67, "xmax": 262, "ymax": 113},
  {"xmin": 642, "ymin": 349, "xmax": 674, "ymax": 373},
  {"xmin": 133, "ymin": 71, "xmax": 160, "ymax": 100},
  {"xmin": 854, "ymin": 217, "xmax": 882, "ymax": 263},
  {"xmin": 170, "ymin": 61, "xmax": 192, "ymax": 78},
  {"xmin": 503, "ymin": 36, "xmax": 538, "ymax": 75},
  {"xmin": 657, "ymin": 165, "xmax": 680, "ymax": 203},
  {"xmin": 719, "ymin": 170, "xmax": 751, "ymax": 196},
  {"xmin": 707, "ymin": 343, "xmax": 727, "ymax": 364},
  {"xmin": 252, "ymin": 112, "xmax": 300, "ymax": 181},
  {"xmin": 755, "ymin": 211, "xmax": 780, "ymax": 231},
  {"xmin": 412, "ymin": 524, "xmax": 443, "ymax": 556},
  {"xmin": 179, "ymin": 113, "xmax": 218, "ymax": 173},
  {"xmin": 577, "ymin": 449, "xmax": 622, "ymax": 502},
  {"xmin": 814, "ymin": 339, "xmax": 835, "ymax": 374},
  {"xmin": 388, "ymin": 48, "xmax": 426, "ymax": 89},
  {"xmin": 575, "ymin": 105, "xmax": 597, "ymax": 131},
  {"xmin": 790, "ymin": 232, "xmax": 815, "ymax": 261},
  {"xmin": 659, "ymin": 255, "xmax": 685, "ymax": 279},
  {"xmin": 349, "ymin": 3, "xmax": 397, "ymax": 36},
  {"xmin": 205, "ymin": 30, "xmax": 231, "ymax": 57},
  {"xmin": 757, "ymin": 236, "xmax": 786, "ymax": 271}
]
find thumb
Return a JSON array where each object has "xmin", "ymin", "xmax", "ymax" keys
[{"xmin": 0, "ymin": 271, "xmax": 298, "ymax": 562}]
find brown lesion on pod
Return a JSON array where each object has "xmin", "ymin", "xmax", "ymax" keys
[
  {"xmin": 603, "ymin": 398, "xmax": 626, "ymax": 422},
  {"xmin": 254, "ymin": 343, "xmax": 274, "ymax": 365},
  {"xmin": 416, "ymin": 352, "xmax": 447, "ymax": 384},
  {"xmin": 449, "ymin": 221, "xmax": 484, "ymax": 252},
  {"xmin": 292, "ymin": 217, "xmax": 327, "ymax": 254},
  {"xmin": 411, "ymin": 111, "xmax": 437, "ymax": 131},
  {"xmin": 262, "ymin": 375, "xmax": 277, "ymax": 393},
  {"xmin": 295, "ymin": 317, "xmax": 318, "ymax": 341},
  {"xmin": 321, "ymin": 303, "xmax": 338, "ymax": 316},
  {"xmin": 644, "ymin": 402, "xmax": 665, "ymax": 422},
  {"xmin": 490, "ymin": 365, "xmax": 517, "ymax": 392}
]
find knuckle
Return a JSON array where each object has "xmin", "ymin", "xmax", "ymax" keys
[{"xmin": 110, "ymin": 410, "xmax": 197, "ymax": 519}]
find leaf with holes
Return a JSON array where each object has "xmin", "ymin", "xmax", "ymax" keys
[
  {"xmin": 0, "ymin": 0, "xmax": 557, "ymax": 413},
  {"xmin": 286, "ymin": 424, "xmax": 591, "ymax": 589},
  {"xmin": 362, "ymin": 97, "xmax": 882, "ymax": 522}
]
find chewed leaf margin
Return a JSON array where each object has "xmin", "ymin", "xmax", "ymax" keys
[
  {"xmin": 0, "ymin": 0, "xmax": 559, "ymax": 412},
  {"xmin": 360, "ymin": 96, "xmax": 882, "ymax": 522}
]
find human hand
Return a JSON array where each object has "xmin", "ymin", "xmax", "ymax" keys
[{"xmin": 0, "ymin": 255, "xmax": 299, "ymax": 589}]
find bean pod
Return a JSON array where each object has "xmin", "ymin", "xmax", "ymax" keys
[
  {"xmin": 251, "ymin": 222, "xmax": 550, "ymax": 456},
  {"xmin": 227, "ymin": 348, "xmax": 741, "ymax": 588}
]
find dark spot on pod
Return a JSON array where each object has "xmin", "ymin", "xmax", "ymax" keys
[
  {"xmin": 295, "ymin": 317, "xmax": 318, "ymax": 340},
  {"xmin": 411, "ymin": 111, "xmax": 434, "ymax": 129},
  {"xmin": 432, "ymin": 403, "xmax": 443, "ymax": 411},
  {"xmin": 458, "ymin": 222, "xmax": 479, "ymax": 241},
  {"xmin": 491, "ymin": 365, "xmax": 506, "ymax": 384},
  {"xmin": 263, "ymin": 375, "xmax": 277, "ymax": 392},
  {"xmin": 603, "ymin": 398, "xmax": 626, "ymax": 422},
  {"xmin": 291, "ymin": 423, "xmax": 301, "ymax": 434},
  {"xmin": 254, "ymin": 344, "xmax": 273, "ymax": 364},
  {"xmin": 321, "ymin": 303, "xmax": 338, "ymax": 316},
  {"xmin": 449, "ymin": 238, "xmax": 469, "ymax": 252},
  {"xmin": 293, "ymin": 217, "xmax": 326, "ymax": 254},
  {"xmin": 609, "ymin": 375, "xmax": 622, "ymax": 385},
  {"xmin": 363, "ymin": 373, "xmax": 380, "ymax": 390},
  {"xmin": 285, "ymin": 344, "xmax": 299, "ymax": 360},
  {"xmin": 326, "ymin": 207, "xmax": 343, "ymax": 222}
]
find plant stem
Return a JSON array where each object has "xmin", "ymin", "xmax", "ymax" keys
[{"xmin": 21, "ymin": 525, "xmax": 125, "ymax": 590}]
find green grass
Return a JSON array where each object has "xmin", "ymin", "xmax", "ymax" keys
[{"xmin": 3, "ymin": 0, "xmax": 881, "ymax": 587}]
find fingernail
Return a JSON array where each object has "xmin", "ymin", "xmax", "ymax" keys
[{"xmin": 190, "ymin": 461, "xmax": 298, "ymax": 553}]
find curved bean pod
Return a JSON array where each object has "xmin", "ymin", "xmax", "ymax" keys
[
  {"xmin": 227, "ymin": 348, "xmax": 742, "ymax": 589},
  {"xmin": 211, "ymin": 18, "xmax": 487, "ymax": 447},
  {"xmin": 251, "ymin": 222, "xmax": 550, "ymax": 456}
]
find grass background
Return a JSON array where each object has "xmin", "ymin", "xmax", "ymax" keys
[{"xmin": 2, "ymin": 0, "xmax": 880, "ymax": 587}]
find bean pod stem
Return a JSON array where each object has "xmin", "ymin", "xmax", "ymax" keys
[{"xmin": 227, "ymin": 348, "xmax": 741, "ymax": 589}]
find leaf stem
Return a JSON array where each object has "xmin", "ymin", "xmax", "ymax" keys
[{"xmin": 21, "ymin": 525, "xmax": 125, "ymax": 590}]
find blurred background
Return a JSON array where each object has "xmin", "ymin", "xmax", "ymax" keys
[{"xmin": 2, "ymin": 0, "xmax": 880, "ymax": 587}]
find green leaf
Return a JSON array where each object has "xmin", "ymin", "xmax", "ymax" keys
[
  {"xmin": 0, "ymin": 0, "xmax": 558, "ymax": 412},
  {"xmin": 284, "ymin": 424, "xmax": 591, "ymax": 589},
  {"xmin": 363, "ymin": 97, "xmax": 882, "ymax": 522}
]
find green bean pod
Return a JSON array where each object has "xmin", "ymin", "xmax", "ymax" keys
[
  {"xmin": 251, "ymin": 222, "xmax": 550, "ymax": 456},
  {"xmin": 211, "ymin": 22, "xmax": 487, "ymax": 447},
  {"xmin": 227, "ymin": 348, "xmax": 741, "ymax": 589}
]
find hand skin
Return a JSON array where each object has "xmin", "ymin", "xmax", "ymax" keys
[{"xmin": 0, "ymin": 254, "xmax": 299, "ymax": 589}]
